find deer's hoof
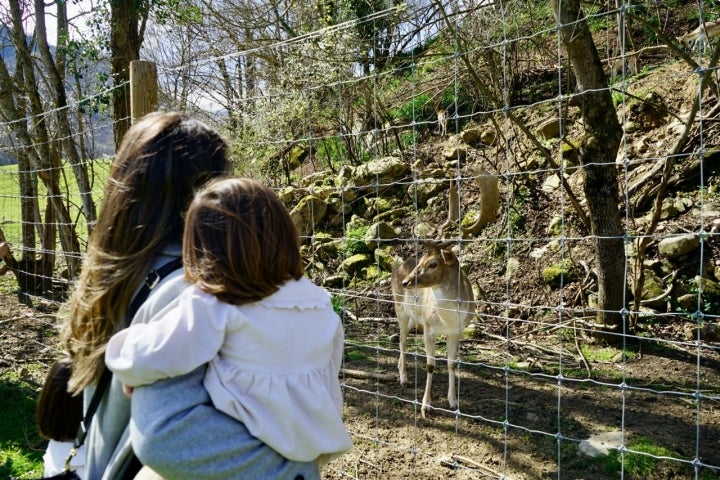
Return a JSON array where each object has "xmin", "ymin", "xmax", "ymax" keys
[{"xmin": 421, "ymin": 404, "xmax": 432, "ymax": 419}]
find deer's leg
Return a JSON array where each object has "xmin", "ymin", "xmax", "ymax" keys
[
  {"xmin": 421, "ymin": 329, "xmax": 436, "ymax": 418},
  {"xmin": 446, "ymin": 334, "xmax": 459, "ymax": 411},
  {"xmin": 397, "ymin": 314, "xmax": 409, "ymax": 386}
]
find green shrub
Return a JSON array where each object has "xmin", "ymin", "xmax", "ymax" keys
[{"xmin": 344, "ymin": 224, "xmax": 370, "ymax": 255}]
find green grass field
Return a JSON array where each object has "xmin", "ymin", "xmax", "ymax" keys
[
  {"xmin": 0, "ymin": 164, "xmax": 22, "ymax": 244},
  {"xmin": 0, "ymin": 160, "xmax": 111, "ymax": 249},
  {"xmin": 0, "ymin": 370, "xmax": 45, "ymax": 479}
]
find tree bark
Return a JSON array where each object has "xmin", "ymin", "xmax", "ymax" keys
[
  {"xmin": 34, "ymin": 0, "xmax": 97, "ymax": 231},
  {"xmin": 0, "ymin": 58, "xmax": 38, "ymax": 254},
  {"xmin": 111, "ymin": 0, "xmax": 144, "ymax": 147},
  {"xmin": 551, "ymin": 0, "xmax": 626, "ymax": 336},
  {"xmin": 7, "ymin": 0, "xmax": 82, "ymax": 278}
]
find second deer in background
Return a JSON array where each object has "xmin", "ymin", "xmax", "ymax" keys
[
  {"xmin": 391, "ymin": 245, "xmax": 475, "ymax": 418},
  {"xmin": 436, "ymin": 107, "xmax": 448, "ymax": 137},
  {"xmin": 677, "ymin": 20, "xmax": 720, "ymax": 54}
]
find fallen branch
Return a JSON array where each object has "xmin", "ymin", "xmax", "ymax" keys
[
  {"xmin": 356, "ymin": 317, "xmax": 398, "ymax": 326},
  {"xmin": 440, "ymin": 454, "xmax": 502, "ymax": 477},
  {"xmin": 573, "ymin": 320, "xmax": 592, "ymax": 377},
  {"xmin": 639, "ymin": 269, "xmax": 679, "ymax": 305},
  {"xmin": 341, "ymin": 368, "xmax": 396, "ymax": 383},
  {"xmin": 484, "ymin": 331, "xmax": 564, "ymax": 358}
]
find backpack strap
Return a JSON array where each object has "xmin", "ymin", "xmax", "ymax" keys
[{"xmin": 126, "ymin": 257, "xmax": 184, "ymax": 327}]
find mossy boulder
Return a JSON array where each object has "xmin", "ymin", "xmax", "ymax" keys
[
  {"xmin": 542, "ymin": 260, "xmax": 576, "ymax": 288},
  {"xmin": 341, "ymin": 254, "xmax": 373, "ymax": 276},
  {"xmin": 364, "ymin": 222, "xmax": 397, "ymax": 251},
  {"xmin": 290, "ymin": 195, "xmax": 327, "ymax": 236}
]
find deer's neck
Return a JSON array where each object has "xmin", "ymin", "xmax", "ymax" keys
[{"xmin": 430, "ymin": 283, "xmax": 461, "ymax": 306}]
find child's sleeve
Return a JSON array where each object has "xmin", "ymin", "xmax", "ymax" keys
[{"xmin": 105, "ymin": 289, "xmax": 227, "ymax": 386}]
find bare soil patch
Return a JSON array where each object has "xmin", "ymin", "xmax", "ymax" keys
[{"xmin": 323, "ymin": 311, "xmax": 720, "ymax": 479}]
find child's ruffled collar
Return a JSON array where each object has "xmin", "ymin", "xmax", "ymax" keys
[{"xmin": 256, "ymin": 276, "xmax": 331, "ymax": 310}]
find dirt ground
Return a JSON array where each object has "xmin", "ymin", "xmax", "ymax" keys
[
  {"xmin": 3, "ymin": 283, "xmax": 718, "ymax": 480},
  {"xmin": 317, "ymin": 301, "xmax": 720, "ymax": 480}
]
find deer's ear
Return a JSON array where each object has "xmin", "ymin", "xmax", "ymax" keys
[
  {"xmin": 440, "ymin": 249, "xmax": 460, "ymax": 265},
  {"xmin": 440, "ymin": 249, "xmax": 455, "ymax": 265}
]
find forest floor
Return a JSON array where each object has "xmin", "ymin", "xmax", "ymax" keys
[{"xmin": 4, "ymin": 286, "xmax": 719, "ymax": 480}]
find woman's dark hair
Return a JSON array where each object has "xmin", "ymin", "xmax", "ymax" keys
[
  {"xmin": 183, "ymin": 177, "xmax": 303, "ymax": 305},
  {"xmin": 37, "ymin": 358, "xmax": 83, "ymax": 441},
  {"xmin": 64, "ymin": 112, "xmax": 232, "ymax": 394}
]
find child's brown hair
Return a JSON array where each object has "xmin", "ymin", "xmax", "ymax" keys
[
  {"xmin": 37, "ymin": 358, "xmax": 83, "ymax": 441},
  {"xmin": 183, "ymin": 177, "xmax": 303, "ymax": 306}
]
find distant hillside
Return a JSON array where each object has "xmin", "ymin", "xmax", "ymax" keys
[
  {"xmin": 0, "ymin": 151, "xmax": 16, "ymax": 167},
  {"xmin": 0, "ymin": 25, "xmax": 115, "ymax": 158},
  {"xmin": 0, "ymin": 25, "xmax": 35, "ymax": 70},
  {"xmin": 0, "ymin": 25, "xmax": 16, "ymax": 57}
]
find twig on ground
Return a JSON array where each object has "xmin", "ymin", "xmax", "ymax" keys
[
  {"xmin": 341, "ymin": 368, "xmax": 396, "ymax": 382},
  {"xmin": 440, "ymin": 454, "xmax": 502, "ymax": 477}
]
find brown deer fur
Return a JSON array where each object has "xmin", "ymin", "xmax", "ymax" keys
[{"xmin": 391, "ymin": 247, "xmax": 474, "ymax": 418}]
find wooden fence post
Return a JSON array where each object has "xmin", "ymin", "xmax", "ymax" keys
[{"xmin": 130, "ymin": 60, "xmax": 158, "ymax": 125}]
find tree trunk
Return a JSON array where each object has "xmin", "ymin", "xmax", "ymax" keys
[
  {"xmin": 8, "ymin": 0, "xmax": 82, "ymax": 277},
  {"xmin": 551, "ymin": 0, "xmax": 626, "ymax": 336},
  {"xmin": 0, "ymin": 59, "xmax": 39, "ymax": 253},
  {"xmin": 34, "ymin": 0, "xmax": 97, "ymax": 231},
  {"xmin": 111, "ymin": 0, "xmax": 143, "ymax": 147}
]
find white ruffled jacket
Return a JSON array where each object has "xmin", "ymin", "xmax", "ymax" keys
[{"xmin": 106, "ymin": 276, "xmax": 352, "ymax": 465}]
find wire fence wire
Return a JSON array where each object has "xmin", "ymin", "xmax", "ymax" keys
[{"xmin": 1, "ymin": 1, "xmax": 720, "ymax": 479}]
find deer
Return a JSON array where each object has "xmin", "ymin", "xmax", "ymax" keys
[
  {"xmin": 609, "ymin": 51, "xmax": 639, "ymax": 79},
  {"xmin": 0, "ymin": 240, "xmax": 52, "ymax": 307},
  {"xmin": 391, "ymin": 243, "xmax": 475, "ymax": 418},
  {"xmin": 677, "ymin": 20, "xmax": 720, "ymax": 54},
  {"xmin": 436, "ymin": 107, "xmax": 448, "ymax": 137}
]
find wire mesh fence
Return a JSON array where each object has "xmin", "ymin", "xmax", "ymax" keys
[{"xmin": 1, "ymin": 1, "xmax": 719, "ymax": 478}]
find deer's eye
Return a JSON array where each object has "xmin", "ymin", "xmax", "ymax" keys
[{"xmin": 428, "ymin": 261, "xmax": 438, "ymax": 269}]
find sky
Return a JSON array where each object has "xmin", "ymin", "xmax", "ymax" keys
[{"xmin": 31, "ymin": 0, "xmax": 93, "ymax": 44}]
